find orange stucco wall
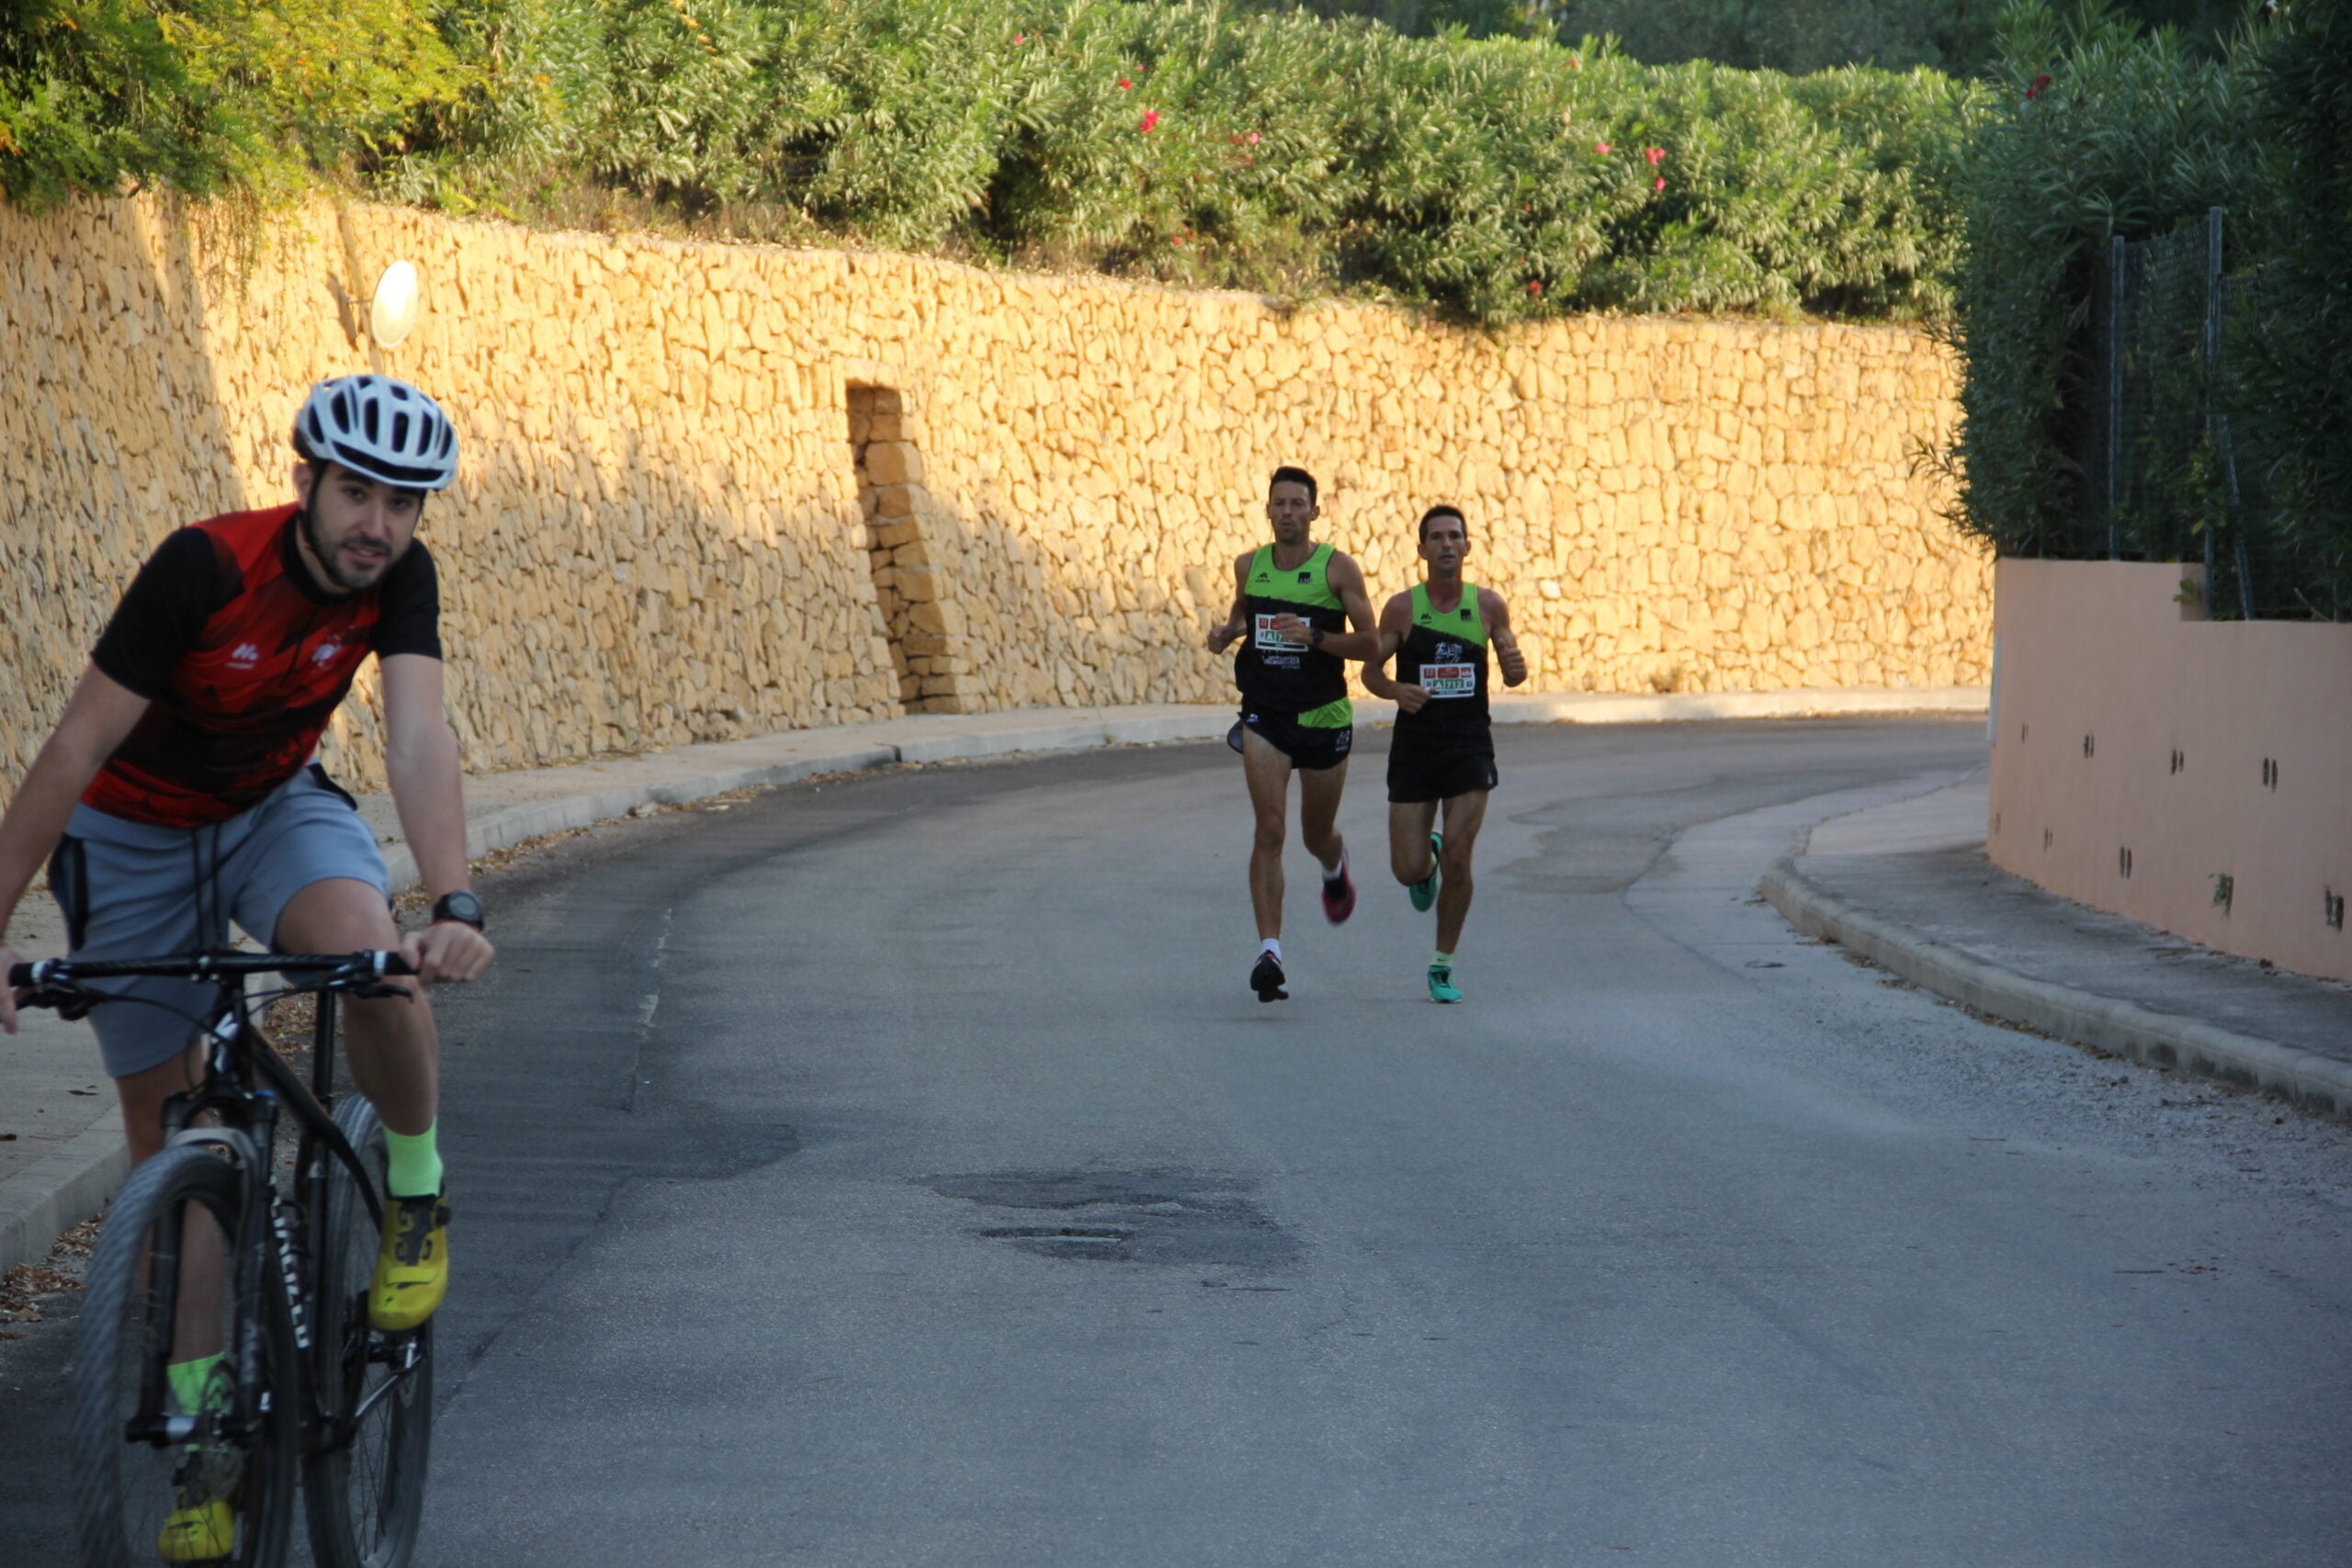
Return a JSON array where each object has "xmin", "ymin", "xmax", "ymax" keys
[{"xmin": 1989, "ymin": 558, "xmax": 2352, "ymax": 980}]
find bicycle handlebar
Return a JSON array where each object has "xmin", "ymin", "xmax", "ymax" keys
[{"xmin": 8, "ymin": 950, "xmax": 417, "ymax": 991}]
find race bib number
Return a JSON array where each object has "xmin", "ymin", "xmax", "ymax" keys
[
  {"xmin": 1421, "ymin": 662, "xmax": 1476, "ymax": 698},
  {"xmin": 1254, "ymin": 614, "xmax": 1308, "ymax": 652}
]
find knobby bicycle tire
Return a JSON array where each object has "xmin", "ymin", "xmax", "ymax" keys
[
  {"xmin": 72, "ymin": 1145, "xmax": 300, "ymax": 1568},
  {"xmin": 304, "ymin": 1094, "xmax": 434, "ymax": 1568}
]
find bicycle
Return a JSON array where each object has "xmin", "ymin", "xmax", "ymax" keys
[{"xmin": 8, "ymin": 950, "xmax": 435, "ymax": 1568}]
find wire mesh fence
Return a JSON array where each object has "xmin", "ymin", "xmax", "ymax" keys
[{"xmin": 2081, "ymin": 209, "xmax": 2339, "ymax": 620}]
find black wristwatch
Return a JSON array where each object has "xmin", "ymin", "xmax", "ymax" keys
[
  {"xmin": 430, "ymin": 890, "xmax": 486, "ymax": 931},
  {"xmin": 1308, "ymin": 626, "xmax": 1326, "ymax": 648}
]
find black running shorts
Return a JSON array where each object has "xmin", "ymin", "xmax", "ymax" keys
[
  {"xmin": 1386, "ymin": 741, "xmax": 1498, "ymax": 804},
  {"xmin": 1228, "ymin": 708, "xmax": 1354, "ymax": 772}
]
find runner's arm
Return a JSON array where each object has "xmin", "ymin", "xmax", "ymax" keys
[
  {"xmin": 1358, "ymin": 594, "xmax": 1426, "ymax": 709},
  {"xmin": 1205, "ymin": 552, "xmax": 1253, "ymax": 654},
  {"xmin": 379, "ymin": 653, "xmax": 493, "ymax": 985},
  {"xmin": 1268, "ymin": 552, "xmax": 1383, "ymax": 661},
  {"xmin": 0, "ymin": 666, "xmax": 152, "ymax": 1032},
  {"xmin": 1483, "ymin": 589, "xmax": 1530, "ymax": 687}
]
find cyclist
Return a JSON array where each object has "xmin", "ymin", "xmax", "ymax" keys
[
  {"xmin": 1362, "ymin": 503, "xmax": 1528, "ymax": 1002},
  {"xmin": 0, "ymin": 374, "xmax": 492, "ymax": 1555},
  {"xmin": 1205, "ymin": 467, "xmax": 1381, "ymax": 1002}
]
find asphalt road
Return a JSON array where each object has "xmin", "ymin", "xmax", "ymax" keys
[{"xmin": 5, "ymin": 718, "xmax": 2349, "ymax": 1566}]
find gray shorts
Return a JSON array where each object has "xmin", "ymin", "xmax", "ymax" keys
[{"xmin": 50, "ymin": 765, "xmax": 391, "ymax": 1078}]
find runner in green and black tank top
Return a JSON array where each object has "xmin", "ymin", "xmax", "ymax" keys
[
  {"xmin": 1206, "ymin": 468, "xmax": 1382, "ymax": 1004},
  {"xmin": 1234, "ymin": 540, "xmax": 1353, "ymax": 733},
  {"xmin": 1363, "ymin": 504, "xmax": 1529, "ymax": 1005},
  {"xmin": 1391, "ymin": 578, "xmax": 1493, "ymax": 758}
]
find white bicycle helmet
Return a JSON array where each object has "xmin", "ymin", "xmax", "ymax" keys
[{"xmin": 293, "ymin": 374, "xmax": 459, "ymax": 491}]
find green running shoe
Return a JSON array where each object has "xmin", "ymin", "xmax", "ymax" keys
[
  {"xmin": 1408, "ymin": 831, "xmax": 1442, "ymax": 913},
  {"xmin": 1427, "ymin": 963, "xmax": 1463, "ymax": 1003}
]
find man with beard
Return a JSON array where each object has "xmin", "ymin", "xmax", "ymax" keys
[{"xmin": 0, "ymin": 373, "xmax": 492, "ymax": 1561}]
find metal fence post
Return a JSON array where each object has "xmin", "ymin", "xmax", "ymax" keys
[{"xmin": 2108, "ymin": 235, "xmax": 2126, "ymax": 562}]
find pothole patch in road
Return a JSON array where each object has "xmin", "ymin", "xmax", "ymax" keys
[{"xmin": 922, "ymin": 1169, "xmax": 1299, "ymax": 1269}]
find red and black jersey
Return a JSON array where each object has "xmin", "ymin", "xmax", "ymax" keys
[{"xmin": 85, "ymin": 504, "xmax": 441, "ymax": 828}]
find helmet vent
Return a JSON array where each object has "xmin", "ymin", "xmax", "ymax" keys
[{"xmin": 290, "ymin": 375, "xmax": 459, "ymax": 491}]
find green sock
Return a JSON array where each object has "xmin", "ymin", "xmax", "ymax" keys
[
  {"xmin": 167, "ymin": 1352, "xmax": 226, "ymax": 1414},
  {"xmin": 1432, "ymin": 951, "xmax": 1453, "ymax": 969},
  {"xmin": 383, "ymin": 1122, "xmax": 444, "ymax": 1200}
]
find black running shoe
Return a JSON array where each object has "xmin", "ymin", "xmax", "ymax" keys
[{"xmin": 1250, "ymin": 951, "xmax": 1289, "ymax": 1002}]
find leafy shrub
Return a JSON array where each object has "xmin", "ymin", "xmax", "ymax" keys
[
  {"xmin": 1943, "ymin": 0, "xmax": 2267, "ymax": 558},
  {"xmin": 2, "ymin": 0, "xmax": 1974, "ymax": 325},
  {"xmin": 0, "ymin": 0, "xmax": 459, "ymax": 206},
  {"xmin": 2226, "ymin": 0, "xmax": 2352, "ymax": 597}
]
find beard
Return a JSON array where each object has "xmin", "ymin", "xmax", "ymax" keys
[{"xmin": 299, "ymin": 502, "xmax": 404, "ymax": 593}]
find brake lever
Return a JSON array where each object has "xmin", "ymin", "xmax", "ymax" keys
[{"xmin": 23, "ymin": 983, "xmax": 96, "ymax": 1021}]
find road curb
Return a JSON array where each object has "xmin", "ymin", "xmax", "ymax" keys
[
  {"xmin": 381, "ymin": 743, "xmax": 906, "ymax": 890},
  {"xmin": 1760, "ymin": 855, "xmax": 2352, "ymax": 1122},
  {"xmin": 0, "ymin": 1112, "xmax": 127, "ymax": 1283}
]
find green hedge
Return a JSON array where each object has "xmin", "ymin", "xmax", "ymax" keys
[
  {"xmin": 2227, "ymin": 0, "xmax": 2352, "ymax": 599},
  {"xmin": 1946, "ymin": 0, "xmax": 2352, "ymax": 615},
  {"xmin": 2, "ymin": 0, "xmax": 1976, "ymax": 325},
  {"xmin": 1943, "ymin": 0, "xmax": 2268, "ymax": 560}
]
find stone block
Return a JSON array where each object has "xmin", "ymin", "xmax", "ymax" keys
[
  {"xmin": 863, "ymin": 442, "xmax": 924, "ymax": 488},
  {"xmin": 869, "ymin": 484, "xmax": 922, "ymax": 520},
  {"xmin": 895, "ymin": 566, "xmax": 941, "ymax": 604},
  {"xmin": 909, "ymin": 600, "xmax": 967, "ymax": 636}
]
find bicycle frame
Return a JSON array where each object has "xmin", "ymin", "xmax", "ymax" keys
[{"xmin": 15, "ymin": 951, "xmax": 420, "ymax": 1459}]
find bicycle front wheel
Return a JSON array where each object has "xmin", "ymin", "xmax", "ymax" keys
[
  {"xmin": 72, "ymin": 1144, "xmax": 300, "ymax": 1568},
  {"xmin": 305, "ymin": 1095, "xmax": 434, "ymax": 1568}
]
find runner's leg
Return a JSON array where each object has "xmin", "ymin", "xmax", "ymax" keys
[
  {"xmin": 1433, "ymin": 789, "xmax": 1490, "ymax": 955},
  {"xmin": 1240, "ymin": 728, "xmax": 1295, "ymax": 942},
  {"xmin": 1298, "ymin": 756, "xmax": 1350, "ymax": 883},
  {"xmin": 1388, "ymin": 799, "xmax": 1440, "ymax": 885}
]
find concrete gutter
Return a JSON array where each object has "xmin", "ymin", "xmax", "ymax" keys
[{"xmin": 1762, "ymin": 856, "xmax": 2352, "ymax": 1122}]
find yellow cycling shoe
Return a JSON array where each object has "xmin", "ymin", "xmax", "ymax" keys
[
  {"xmin": 158, "ymin": 1495, "xmax": 236, "ymax": 1562},
  {"xmin": 158, "ymin": 1442, "xmax": 243, "ymax": 1563},
  {"xmin": 368, "ymin": 1192, "xmax": 450, "ymax": 1333}
]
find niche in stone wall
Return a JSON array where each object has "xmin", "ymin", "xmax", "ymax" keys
[{"xmin": 848, "ymin": 385, "xmax": 969, "ymax": 714}]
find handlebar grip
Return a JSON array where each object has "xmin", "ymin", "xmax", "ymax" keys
[{"xmin": 6, "ymin": 963, "xmax": 31, "ymax": 988}]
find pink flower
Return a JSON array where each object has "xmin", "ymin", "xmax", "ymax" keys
[
  {"xmin": 1140, "ymin": 109, "xmax": 1159, "ymax": 133},
  {"xmin": 1653, "ymin": 176, "xmax": 1667, "ymax": 191},
  {"xmin": 1246, "ymin": 130, "xmax": 1260, "ymax": 145},
  {"xmin": 1118, "ymin": 78, "xmax": 1132, "ymax": 89},
  {"xmin": 1593, "ymin": 141, "xmax": 1611, "ymax": 155},
  {"xmin": 1645, "ymin": 146, "xmax": 1664, "ymax": 165},
  {"xmin": 1527, "ymin": 279, "xmax": 1544, "ymax": 296},
  {"xmin": 1171, "ymin": 233, "xmax": 1186, "ymax": 246},
  {"xmin": 2026, "ymin": 73, "xmax": 2052, "ymax": 100},
  {"xmin": 1013, "ymin": 33, "xmax": 1024, "ymax": 44}
]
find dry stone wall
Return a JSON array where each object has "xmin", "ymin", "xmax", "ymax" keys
[{"xmin": 1, "ymin": 195, "xmax": 1987, "ymax": 803}]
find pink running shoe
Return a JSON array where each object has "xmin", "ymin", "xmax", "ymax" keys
[{"xmin": 1321, "ymin": 854, "xmax": 1357, "ymax": 924}]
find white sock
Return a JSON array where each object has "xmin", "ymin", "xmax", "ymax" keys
[
  {"xmin": 1323, "ymin": 850, "xmax": 1349, "ymax": 884},
  {"xmin": 1261, "ymin": 938, "xmax": 1283, "ymax": 962}
]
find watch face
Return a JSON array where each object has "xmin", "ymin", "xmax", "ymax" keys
[{"xmin": 436, "ymin": 891, "xmax": 485, "ymax": 928}]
